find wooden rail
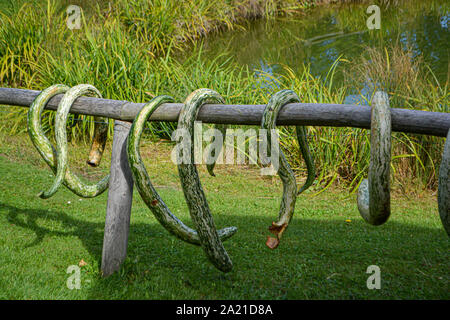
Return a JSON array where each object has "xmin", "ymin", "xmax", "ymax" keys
[{"xmin": 1, "ymin": 87, "xmax": 449, "ymax": 136}]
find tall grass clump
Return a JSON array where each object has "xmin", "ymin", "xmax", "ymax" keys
[
  {"xmin": 270, "ymin": 59, "xmax": 368, "ymax": 192},
  {"xmin": 0, "ymin": 1, "xmax": 67, "ymax": 134},
  {"xmin": 268, "ymin": 43, "xmax": 448, "ymax": 192},
  {"xmin": 0, "ymin": 0, "xmax": 311, "ymax": 138},
  {"xmin": 343, "ymin": 43, "xmax": 448, "ymax": 190}
]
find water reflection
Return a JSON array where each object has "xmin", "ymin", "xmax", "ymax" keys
[{"xmin": 200, "ymin": 0, "xmax": 449, "ymax": 101}]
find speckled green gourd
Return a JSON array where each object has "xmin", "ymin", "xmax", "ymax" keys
[
  {"xmin": 438, "ymin": 130, "xmax": 449, "ymax": 236},
  {"xmin": 261, "ymin": 89, "xmax": 315, "ymax": 249},
  {"xmin": 126, "ymin": 95, "xmax": 237, "ymax": 248},
  {"xmin": 27, "ymin": 84, "xmax": 109, "ymax": 198},
  {"xmin": 357, "ymin": 91, "xmax": 391, "ymax": 225},
  {"xmin": 205, "ymin": 123, "xmax": 226, "ymax": 177},
  {"xmin": 177, "ymin": 89, "xmax": 237, "ymax": 272}
]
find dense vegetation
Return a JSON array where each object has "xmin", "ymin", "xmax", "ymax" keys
[{"xmin": 0, "ymin": 0, "xmax": 448, "ymax": 192}]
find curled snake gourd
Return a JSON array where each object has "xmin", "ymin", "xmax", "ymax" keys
[
  {"xmin": 357, "ymin": 91, "xmax": 391, "ymax": 226},
  {"xmin": 261, "ymin": 89, "xmax": 315, "ymax": 249},
  {"xmin": 27, "ymin": 84, "xmax": 109, "ymax": 198},
  {"xmin": 126, "ymin": 94, "xmax": 237, "ymax": 252}
]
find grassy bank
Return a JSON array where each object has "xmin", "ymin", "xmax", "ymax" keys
[
  {"xmin": 0, "ymin": 132, "xmax": 448, "ymax": 299},
  {"xmin": 0, "ymin": 0, "xmax": 448, "ymax": 191}
]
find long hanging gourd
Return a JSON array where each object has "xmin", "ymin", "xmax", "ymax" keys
[
  {"xmin": 27, "ymin": 84, "xmax": 109, "ymax": 198},
  {"xmin": 177, "ymin": 89, "xmax": 235, "ymax": 272},
  {"xmin": 86, "ymin": 116, "xmax": 108, "ymax": 167},
  {"xmin": 261, "ymin": 89, "xmax": 315, "ymax": 249},
  {"xmin": 357, "ymin": 91, "xmax": 391, "ymax": 225},
  {"xmin": 126, "ymin": 95, "xmax": 237, "ymax": 246},
  {"xmin": 438, "ymin": 130, "xmax": 449, "ymax": 236},
  {"xmin": 296, "ymin": 125, "xmax": 315, "ymax": 194},
  {"xmin": 205, "ymin": 124, "xmax": 226, "ymax": 177}
]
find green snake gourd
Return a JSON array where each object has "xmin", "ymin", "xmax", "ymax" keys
[
  {"xmin": 357, "ymin": 91, "xmax": 391, "ymax": 225},
  {"xmin": 438, "ymin": 129, "xmax": 450, "ymax": 236},
  {"xmin": 177, "ymin": 89, "xmax": 236, "ymax": 272},
  {"xmin": 261, "ymin": 89, "xmax": 315, "ymax": 249},
  {"xmin": 27, "ymin": 84, "xmax": 109, "ymax": 198},
  {"xmin": 205, "ymin": 123, "xmax": 226, "ymax": 177},
  {"xmin": 126, "ymin": 95, "xmax": 237, "ymax": 248}
]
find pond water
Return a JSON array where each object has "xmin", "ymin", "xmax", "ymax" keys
[{"xmin": 200, "ymin": 0, "xmax": 449, "ymax": 104}]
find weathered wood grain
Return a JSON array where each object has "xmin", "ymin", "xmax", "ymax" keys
[
  {"xmin": 2, "ymin": 87, "xmax": 449, "ymax": 137},
  {"xmin": 101, "ymin": 120, "xmax": 134, "ymax": 277}
]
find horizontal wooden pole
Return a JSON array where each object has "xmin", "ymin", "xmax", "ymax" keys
[{"xmin": 0, "ymin": 87, "xmax": 449, "ymax": 137}]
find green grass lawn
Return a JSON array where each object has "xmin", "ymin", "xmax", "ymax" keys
[{"xmin": 0, "ymin": 133, "xmax": 448, "ymax": 299}]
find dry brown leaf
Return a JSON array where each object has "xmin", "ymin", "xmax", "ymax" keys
[{"xmin": 79, "ymin": 259, "xmax": 87, "ymax": 267}]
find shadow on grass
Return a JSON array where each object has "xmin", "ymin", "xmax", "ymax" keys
[
  {"xmin": 1, "ymin": 202, "xmax": 106, "ymax": 256},
  {"xmin": 1, "ymin": 201, "xmax": 449, "ymax": 299}
]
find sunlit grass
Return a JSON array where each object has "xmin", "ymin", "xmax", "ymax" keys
[{"xmin": 0, "ymin": 132, "xmax": 448, "ymax": 299}]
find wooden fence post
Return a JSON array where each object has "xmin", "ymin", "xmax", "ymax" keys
[{"xmin": 101, "ymin": 120, "xmax": 133, "ymax": 277}]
